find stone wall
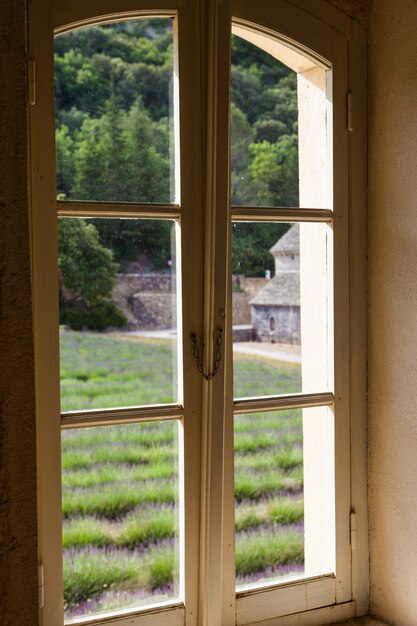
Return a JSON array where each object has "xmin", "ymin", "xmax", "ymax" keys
[
  {"xmin": 232, "ymin": 276, "xmax": 268, "ymax": 325},
  {"xmin": 232, "ymin": 292, "xmax": 252, "ymax": 325},
  {"xmin": 130, "ymin": 292, "xmax": 176, "ymax": 329},
  {"xmin": 116, "ymin": 273, "xmax": 172, "ymax": 294},
  {"xmin": 115, "ymin": 274, "xmax": 266, "ymax": 330},
  {"xmin": 113, "ymin": 274, "xmax": 174, "ymax": 328}
]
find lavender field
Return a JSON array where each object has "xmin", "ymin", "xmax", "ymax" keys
[{"xmin": 60, "ymin": 331, "xmax": 304, "ymax": 619}]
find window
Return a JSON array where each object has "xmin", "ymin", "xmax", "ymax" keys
[{"xmin": 29, "ymin": 1, "xmax": 367, "ymax": 625}]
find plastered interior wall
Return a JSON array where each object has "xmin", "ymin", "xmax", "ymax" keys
[
  {"xmin": 325, "ymin": 0, "xmax": 370, "ymax": 26},
  {"xmin": 0, "ymin": 0, "xmax": 39, "ymax": 625},
  {"xmin": 367, "ymin": 1, "xmax": 417, "ymax": 623}
]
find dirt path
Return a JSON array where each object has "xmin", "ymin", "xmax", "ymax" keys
[{"xmin": 122, "ymin": 330, "xmax": 301, "ymax": 364}]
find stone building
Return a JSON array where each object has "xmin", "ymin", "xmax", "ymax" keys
[{"xmin": 250, "ymin": 224, "xmax": 300, "ymax": 343}]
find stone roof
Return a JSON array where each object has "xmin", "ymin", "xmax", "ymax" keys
[
  {"xmin": 270, "ymin": 224, "xmax": 299, "ymax": 256},
  {"xmin": 250, "ymin": 272, "xmax": 300, "ymax": 307}
]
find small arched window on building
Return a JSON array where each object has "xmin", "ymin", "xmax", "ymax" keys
[{"xmin": 269, "ymin": 315, "xmax": 276, "ymax": 332}]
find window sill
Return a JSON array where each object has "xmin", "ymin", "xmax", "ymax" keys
[{"xmin": 336, "ymin": 618, "xmax": 388, "ymax": 626}]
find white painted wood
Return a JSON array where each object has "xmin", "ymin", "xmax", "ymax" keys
[
  {"xmin": 236, "ymin": 577, "xmax": 336, "ymax": 624},
  {"xmin": 30, "ymin": 2, "xmax": 367, "ymax": 625},
  {"xmin": 232, "ymin": 23, "xmax": 317, "ymax": 73},
  {"xmin": 57, "ymin": 200, "xmax": 181, "ymax": 219},
  {"xmin": 67, "ymin": 603, "xmax": 185, "ymax": 626},
  {"xmin": 197, "ymin": 2, "xmax": 234, "ymax": 625},
  {"xmin": 330, "ymin": 29, "xmax": 353, "ymax": 606},
  {"xmin": 348, "ymin": 20, "xmax": 369, "ymax": 618},
  {"xmin": 231, "ymin": 0, "xmax": 355, "ymax": 620},
  {"xmin": 297, "ymin": 61, "xmax": 334, "ymax": 576},
  {"xmin": 242, "ymin": 601, "xmax": 356, "ymax": 626},
  {"xmin": 234, "ymin": 392, "xmax": 334, "ymax": 414},
  {"xmin": 33, "ymin": 4, "xmax": 205, "ymax": 626},
  {"xmin": 233, "ymin": 0, "xmax": 342, "ymax": 70},
  {"xmin": 61, "ymin": 404, "xmax": 183, "ymax": 428},
  {"xmin": 231, "ymin": 208, "xmax": 333, "ymax": 223},
  {"xmin": 54, "ymin": 2, "xmax": 181, "ymax": 31},
  {"xmin": 175, "ymin": 3, "xmax": 205, "ymax": 624},
  {"xmin": 28, "ymin": 0, "xmax": 64, "ymax": 624}
]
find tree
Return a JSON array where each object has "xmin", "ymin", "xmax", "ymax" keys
[
  {"xmin": 124, "ymin": 96, "xmax": 170, "ymax": 202},
  {"xmin": 55, "ymin": 20, "xmax": 300, "ymax": 277},
  {"xmin": 58, "ymin": 219, "xmax": 126, "ymax": 330},
  {"xmin": 72, "ymin": 117, "xmax": 106, "ymax": 200},
  {"xmin": 230, "ymin": 103, "xmax": 255, "ymax": 205},
  {"xmin": 232, "ymin": 222, "xmax": 290, "ymax": 277},
  {"xmin": 249, "ymin": 135, "xmax": 299, "ymax": 207},
  {"xmin": 56, "ymin": 125, "xmax": 75, "ymax": 198}
]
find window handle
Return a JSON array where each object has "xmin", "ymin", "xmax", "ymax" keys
[{"xmin": 191, "ymin": 328, "xmax": 224, "ymax": 380}]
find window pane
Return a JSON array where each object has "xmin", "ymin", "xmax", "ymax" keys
[
  {"xmin": 234, "ymin": 407, "xmax": 334, "ymax": 591},
  {"xmin": 232, "ymin": 222, "xmax": 330, "ymax": 397},
  {"xmin": 231, "ymin": 31, "xmax": 328, "ymax": 209},
  {"xmin": 62, "ymin": 421, "xmax": 180, "ymax": 621},
  {"xmin": 59, "ymin": 218, "xmax": 180, "ymax": 412},
  {"xmin": 55, "ymin": 19, "xmax": 177, "ymax": 203}
]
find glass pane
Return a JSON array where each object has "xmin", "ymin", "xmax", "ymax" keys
[
  {"xmin": 231, "ymin": 31, "xmax": 328, "ymax": 209},
  {"xmin": 62, "ymin": 421, "xmax": 180, "ymax": 621},
  {"xmin": 232, "ymin": 222, "xmax": 330, "ymax": 397},
  {"xmin": 59, "ymin": 218, "xmax": 179, "ymax": 412},
  {"xmin": 55, "ymin": 19, "xmax": 177, "ymax": 203},
  {"xmin": 234, "ymin": 407, "xmax": 334, "ymax": 591}
]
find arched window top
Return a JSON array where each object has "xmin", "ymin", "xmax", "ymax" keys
[{"xmin": 232, "ymin": 21, "xmax": 330, "ymax": 72}]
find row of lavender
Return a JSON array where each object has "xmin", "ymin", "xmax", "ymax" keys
[{"xmin": 60, "ymin": 332, "xmax": 304, "ymax": 619}]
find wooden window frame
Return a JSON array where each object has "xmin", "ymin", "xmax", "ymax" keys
[{"xmin": 28, "ymin": 1, "xmax": 367, "ymax": 625}]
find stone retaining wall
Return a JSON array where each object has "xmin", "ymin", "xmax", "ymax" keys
[
  {"xmin": 130, "ymin": 292, "xmax": 176, "ymax": 329},
  {"xmin": 113, "ymin": 273, "xmax": 266, "ymax": 331}
]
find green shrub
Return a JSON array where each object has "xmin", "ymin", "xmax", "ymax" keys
[
  {"xmin": 268, "ymin": 499, "xmax": 303, "ymax": 525},
  {"xmin": 235, "ymin": 529, "xmax": 303, "ymax": 576},
  {"xmin": 118, "ymin": 512, "xmax": 176, "ymax": 548},
  {"xmin": 64, "ymin": 549, "xmax": 138, "ymax": 608},
  {"xmin": 63, "ymin": 518, "xmax": 112, "ymax": 549},
  {"xmin": 148, "ymin": 550, "xmax": 176, "ymax": 589},
  {"xmin": 60, "ymin": 301, "xmax": 127, "ymax": 331}
]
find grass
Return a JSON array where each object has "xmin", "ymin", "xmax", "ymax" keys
[
  {"xmin": 59, "ymin": 330, "xmax": 304, "ymax": 617},
  {"xmin": 60, "ymin": 331, "xmax": 178, "ymax": 410}
]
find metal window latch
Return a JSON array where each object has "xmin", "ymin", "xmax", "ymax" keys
[{"xmin": 191, "ymin": 328, "xmax": 224, "ymax": 380}]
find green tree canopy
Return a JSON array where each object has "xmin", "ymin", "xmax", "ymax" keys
[
  {"xmin": 55, "ymin": 22, "xmax": 300, "ymax": 278},
  {"xmin": 58, "ymin": 219, "xmax": 126, "ymax": 330}
]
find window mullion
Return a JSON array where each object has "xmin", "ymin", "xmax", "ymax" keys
[
  {"xmin": 233, "ymin": 391, "xmax": 334, "ymax": 414},
  {"xmin": 197, "ymin": 1, "xmax": 234, "ymax": 625},
  {"xmin": 57, "ymin": 200, "xmax": 181, "ymax": 220},
  {"xmin": 175, "ymin": 3, "xmax": 205, "ymax": 625},
  {"xmin": 231, "ymin": 207, "xmax": 333, "ymax": 223},
  {"xmin": 61, "ymin": 403, "xmax": 183, "ymax": 429}
]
